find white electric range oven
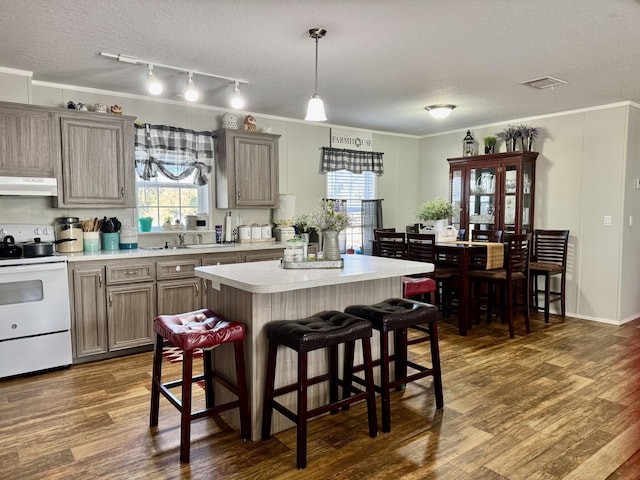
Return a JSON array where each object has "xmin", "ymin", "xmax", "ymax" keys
[{"xmin": 0, "ymin": 224, "xmax": 72, "ymax": 378}]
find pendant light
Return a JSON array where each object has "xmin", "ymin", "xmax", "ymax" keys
[
  {"xmin": 230, "ymin": 81, "xmax": 244, "ymax": 109},
  {"xmin": 145, "ymin": 64, "xmax": 163, "ymax": 95},
  {"xmin": 184, "ymin": 72, "xmax": 199, "ymax": 102},
  {"xmin": 305, "ymin": 27, "xmax": 327, "ymax": 122}
]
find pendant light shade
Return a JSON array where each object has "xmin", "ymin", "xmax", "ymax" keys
[
  {"xmin": 230, "ymin": 81, "xmax": 244, "ymax": 109},
  {"xmin": 305, "ymin": 28, "xmax": 327, "ymax": 122},
  {"xmin": 425, "ymin": 104, "xmax": 456, "ymax": 119}
]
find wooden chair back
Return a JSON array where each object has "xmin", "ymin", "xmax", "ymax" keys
[
  {"xmin": 406, "ymin": 233, "xmax": 436, "ymax": 263},
  {"xmin": 371, "ymin": 228, "xmax": 396, "ymax": 256},
  {"xmin": 506, "ymin": 233, "xmax": 531, "ymax": 277},
  {"xmin": 374, "ymin": 231, "xmax": 406, "ymax": 259},
  {"xmin": 532, "ymin": 230, "xmax": 569, "ymax": 267},
  {"xmin": 472, "ymin": 229, "xmax": 503, "ymax": 243}
]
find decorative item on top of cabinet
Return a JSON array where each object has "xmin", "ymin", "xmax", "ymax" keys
[
  {"xmin": 54, "ymin": 110, "xmax": 136, "ymax": 208},
  {"xmin": 214, "ymin": 128, "xmax": 280, "ymax": 208},
  {"xmin": 244, "ymin": 114, "xmax": 257, "ymax": 131},
  {"xmin": 0, "ymin": 102, "xmax": 60, "ymax": 178},
  {"xmin": 462, "ymin": 130, "xmax": 477, "ymax": 156},
  {"xmin": 448, "ymin": 151, "xmax": 537, "ymax": 237}
]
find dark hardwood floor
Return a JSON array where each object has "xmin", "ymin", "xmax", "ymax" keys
[{"xmin": 1, "ymin": 312, "xmax": 639, "ymax": 479}]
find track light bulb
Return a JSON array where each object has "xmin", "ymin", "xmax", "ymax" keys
[
  {"xmin": 184, "ymin": 72, "xmax": 199, "ymax": 102},
  {"xmin": 145, "ymin": 65, "xmax": 163, "ymax": 95},
  {"xmin": 230, "ymin": 81, "xmax": 244, "ymax": 109}
]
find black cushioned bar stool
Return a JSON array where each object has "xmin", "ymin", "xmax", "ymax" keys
[
  {"xmin": 261, "ymin": 311, "xmax": 378, "ymax": 469},
  {"xmin": 150, "ymin": 309, "xmax": 250, "ymax": 463},
  {"xmin": 344, "ymin": 298, "xmax": 443, "ymax": 433}
]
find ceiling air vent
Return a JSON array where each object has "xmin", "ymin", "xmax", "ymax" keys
[{"xmin": 520, "ymin": 76, "xmax": 567, "ymax": 89}]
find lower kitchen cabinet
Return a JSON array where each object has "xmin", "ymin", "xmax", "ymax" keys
[
  {"xmin": 107, "ymin": 282, "xmax": 155, "ymax": 351},
  {"xmin": 156, "ymin": 256, "xmax": 202, "ymax": 316},
  {"xmin": 72, "ymin": 265, "xmax": 108, "ymax": 357}
]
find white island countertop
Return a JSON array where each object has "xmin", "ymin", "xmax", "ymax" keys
[{"xmin": 195, "ymin": 254, "xmax": 434, "ymax": 294}]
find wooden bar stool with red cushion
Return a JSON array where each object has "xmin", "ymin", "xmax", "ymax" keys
[{"xmin": 150, "ymin": 309, "xmax": 250, "ymax": 463}]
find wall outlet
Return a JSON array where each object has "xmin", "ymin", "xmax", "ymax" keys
[{"xmin": 604, "ymin": 215, "xmax": 612, "ymax": 226}]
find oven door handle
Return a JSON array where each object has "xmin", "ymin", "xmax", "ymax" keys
[{"xmin": 1, "ymin": 262, "xmax": 67, "ymax": 275}]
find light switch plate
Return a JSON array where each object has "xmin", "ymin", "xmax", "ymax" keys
[{"xmin": 604, "ymin": 215, "xmax": 612, "ymax": 226}]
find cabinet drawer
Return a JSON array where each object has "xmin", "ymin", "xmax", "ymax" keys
[
  {"xmin": 156, "ymin": 258, "xmax": 201, "ymax": 280},
  {"xmin": 106, "ymin": 262, "xmax": 155, "ymax": 284}
]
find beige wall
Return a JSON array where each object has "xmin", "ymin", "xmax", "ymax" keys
[{"xmin": 1, "ymin": 70, "xmax": 638, "ymax": 325}]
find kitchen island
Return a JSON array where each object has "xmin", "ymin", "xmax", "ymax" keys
[{"xmin": 194, "ymin": 254, "xmax": 433, "ymax": 440}]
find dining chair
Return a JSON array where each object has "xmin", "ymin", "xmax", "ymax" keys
[
  {"xmin": 374, "ymin": 230, "xmax": 406, "ymax": 259},
  {"xmin": 530, "ymin": 229, "xmax": 570, "ymax": 323},
  {"xmin": 468, "ymin": 233, "xmax": 532, "ymax": 338},
  {"xmin": 471, "ymin": 229, "xmax": 503, "ymax": 243},
  {"xmin": 469, "ymin": 230, "xmax": 504, "ymax": 322},
  {"xmin": 406, "ymin": 233, "xmax": 458, "ymax": 316},
  {"xmin": 372, "ymin": 228, "xmax": 396, "ymax": 256}
]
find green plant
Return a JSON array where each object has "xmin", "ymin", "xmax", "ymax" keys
[
  {"xmin": 416, "ymin": 197, "xmax": 454, "ymax": 221},
  {"xmin": 483, "ymin": 136, "xmax": 497, "ymax": 147},
  {"xmin": 293, "ymin": 214, "xmax": 314, "ymax": 233}
]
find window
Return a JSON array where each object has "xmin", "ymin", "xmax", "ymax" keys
[
  {"xmin": 134, "ymin": 124, "xmax": 213, "ymax": 230},
  {"xmin": 326, "ymin": 170, "xmax": 376, "ymax": 251}
]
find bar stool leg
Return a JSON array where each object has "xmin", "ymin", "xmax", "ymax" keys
[
  {"xmin": 329, "ymin": 345, "xmax": 339, "ymax": 413},
  {"xmin": 203, "ymin": 348, "xmax": 215, "ymax": 408},
  {"xmin": 233, "ymin": 340, "xmax": 251, "ymax": 440},
  {"xmin": 361, "ymin": 336, "xmax": 378, "ymax": 438},
  {"xmin": 150, "ymin": 333, "xmax": 163, "ymax": 427},
  {"xmin": 180, "ymin": 349, "xmax": 194, "ymax": 463},
  {"xmin": 342, "ymin": 340, "xmax": 356, "ymax": 409},
  {"xmin": 297, "ymin": 351, "xmax": 309, "ymax": 469},
  {"xmin": 261, "ymin": 338, "xmax": 278, "ymax": 440},
  {"xmin": 428, "ymin": 321, "xmax": 444, "ymax": 408},
  {"xmin": 380, "ymin": 331, "xmax": 392, "ymax": 433}
]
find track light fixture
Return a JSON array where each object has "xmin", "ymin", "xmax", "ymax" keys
[
  {"xmin": 184, "ymin": 72, "xmax": 199, "ymax": 102},
  {"xmin": 425, "ymin": 104, "xmax": 456, "ymax": 119},
  {"xmin": 145, "ymin": 64, "xmax": 163, "ymax": 95},
  {"xmin": 230, "ymin": 81, "xmax": 244, "ymax": 109},
  {"xmin": 100, "ymin": 52, "xmax": 248, "ymax": 105},
  {"xmin": 305, "ymin": 27, "xmax": 327, "ymax": 122}
]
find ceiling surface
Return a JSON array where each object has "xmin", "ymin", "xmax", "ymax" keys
[{"xmin": 1, "ymin": 0, "xmax": 640, "ymax": 136}]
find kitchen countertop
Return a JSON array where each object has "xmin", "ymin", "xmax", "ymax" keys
[
  {"xmin": 195, "ymin": 254, "xmax": 434, "ymax": 294},
  {"xmin": 64, "ymin": 241, "xmax": 286, "ymax": 262}
]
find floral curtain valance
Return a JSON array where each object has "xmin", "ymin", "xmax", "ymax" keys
[
  {"xmin": 320, "ymin": 147, "xmax": 384, "ymax": 175},
  {"xmin": 134, "ymin": 123, "xmax": 214, "ymax": 186}
]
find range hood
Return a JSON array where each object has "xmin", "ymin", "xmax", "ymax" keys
[{"xmin": 0, "ymin": 176, "xmax": 58, "ymax": 196}]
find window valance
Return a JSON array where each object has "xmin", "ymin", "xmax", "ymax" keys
[
  {"xmin": 320, "ymin": 147, "xmax": 384, "ymax": 175},
  {"xmin": 134, "ymin": 123, "xmax": 214, "ymax": 186}
]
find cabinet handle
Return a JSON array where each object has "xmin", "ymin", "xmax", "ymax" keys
[
  {"xmin": 99, "ymin": 274, "xmax": 103, "ymax": 287},
  {"xmin": 108, "ymin": 292, "xmax": 112, "ymax": 307},
  {"xmin": 121, "ymin": 186, "xmax": 125, "ymax": 198},
  {"xmin": 237, "ymin": 190, "xmax": 241, "ymax": 199},
  {"xmin": 195, "ymin": 283, "xmax": 199, "ymax": 297},
  {"xmin": 125, "ymin": 270, "xmax": 138, "ymax": 276}
]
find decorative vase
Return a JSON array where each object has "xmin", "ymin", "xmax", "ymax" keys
[
  {"xmin": 322, "ymin": 229, "xmax": 341, "ymax": 261},
  {"xmin": 506, "ymin": 138, "xmax": 515, "ymax": 152},
  {"xmin": 433, "ymin": 219, "xmax": 447, "ymax": 232}
]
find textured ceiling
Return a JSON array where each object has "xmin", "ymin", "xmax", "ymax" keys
[{"xmin": 1, "ymin": 0, "xmax": 639, "ymax": 136}]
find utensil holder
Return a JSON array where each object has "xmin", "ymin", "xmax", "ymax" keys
[
  {"xmin": 101, "ymin": 232, "xmax": 120, "ymax": 250},
  {"xmin": 83, "ymin": 231, "xmax": 100, "ymax": 252}
]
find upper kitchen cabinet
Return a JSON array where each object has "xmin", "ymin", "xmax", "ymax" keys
[
  {"xmin": 214, "ymin": 128, "xmax": 280, "ymax": 208},
  {"xmin": 54, "ymin": 111, "xmax": 136, "ymax": 208},
  {"xmin": 0, "ymin": 102, "xmax": 60, "ymax": 178},
  {"xmin": 448, "ymin": 151, "xmax": 537, "ymax": 238}
]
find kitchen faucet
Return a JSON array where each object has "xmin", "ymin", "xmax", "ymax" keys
[{"xmin": 177, "ymin": 233, "xmax": 185, "ymax": 245}]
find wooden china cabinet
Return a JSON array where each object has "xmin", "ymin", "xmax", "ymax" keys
[{"xmin": 448, "ymin": 151, "xmax": 538, "ymax": 240}]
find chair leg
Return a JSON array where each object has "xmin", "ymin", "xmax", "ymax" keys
[
  {"xmin": 361, "ymin": 336, "xmax": 378, "ymax": 438},
  {"xmin": 342, "ymin": 340, "xmax": 355, "ymax": 410},
  {"xmin": 261, "ymin": 338, "xmax": 278, "ymax": 440},
  {"xmin": 380, "ymin": 331, "xmax": 392, "ymax": 433},
  {"xmin": 203, "ymin": 348, "xmax": 215, "ymax": 408},
  {"xmin": 233, "ymin": 339, "xmax": 251, "ymax": 441},
  {"xmin": 296, "ymin": 351, "xmax": 309, "ymax": 469},
  {"xmin": 506, "ymin": 283, "xmax": 515, "ymax": 339},
  {"xmin": 180, "ymin": 349, "xmax": 194, "ymax": 463},
  {"xmin": 544, "ymin": 272, "xmax": 551, "ymax": 323},
  {"xmin": 150, "ymin": 333, "xmax": 163, "ymax": 427},
  {"xmin": 329, "ymin": 345, "xmax": 339, "ymax": 413},
  {"xmin": 523, "ymin": 279, "xmax": 531, "ymax": 334},
  {"xmin": 560, "ymin": 272, "xmax": 567, "ymax": 318},
  {"xmin": 428, "ymin": 321, "xmax": 444, "ymax": 409}
]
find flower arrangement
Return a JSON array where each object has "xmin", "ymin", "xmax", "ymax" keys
[
  {"xmin": 416, "ymin": 197, "xmax": 455, "ymax": 221},
  {"xmin": 311, "ymin": 199, "xmax": 351, "ymax": 231},
  {"xmin": 496, "ymin": 124, "xmax": 538, "ymax": 151},
  {"xmin": 293, "ymin": 214, "xmax": 314, "ymax": 234}
]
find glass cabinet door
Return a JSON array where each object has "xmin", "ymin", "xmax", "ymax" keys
[
  {"xmin": 502, "ymin": 164, "xmax": 517, "ymax": 234},
  {"xmin": 522, "ymin": 161, "xmax": 533, "ymax": 233},
  {"xmin": 450, "ymin": 167, "xmax": 462, "ymax": 232},
  {"xmin": 468, "ymin": 166, "xmax": 497, "ymax": 233}
]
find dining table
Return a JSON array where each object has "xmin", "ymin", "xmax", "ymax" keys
[{"xmin": 435, "ymin": 241, "xmax": 504, "ymax": 336}]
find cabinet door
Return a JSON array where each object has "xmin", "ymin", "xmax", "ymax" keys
[
  {"xmin": 468, "ymin": 165, "xmax": 498, "ymax": 233},
  {"xmin": 72, "ymin": 265, "xmax": 107, "ymax": 358},
  {"xmin": 58, "ymin": 113, "xmax": 135, "ymax": 207},
  {"xmin": 107, "ymin": 282, "xmax": 155, "ymax": 351},
  {"xmin": 157, "ymin": 278, "xmax": 201, "ymax": 316},
  {"xmin": 234, "ymin": 134, "xmax": 278, "ymax": 206},
  {"xmin": 0, "ymin": 103, "xmax": 59, "ymax": 177}
]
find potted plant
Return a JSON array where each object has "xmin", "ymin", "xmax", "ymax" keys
[
  {"xmin": 483, "ymin": 136, "xmax": 497, "ymax": 154},
  {"xmin": 416, "ymin": 197, "xmax": 454, "ymax": 231},
  {"xmin": 293, "ymin": 214, "xmax": 314, "ymax": 242}
]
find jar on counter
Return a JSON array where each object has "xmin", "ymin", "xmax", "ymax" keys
[
  {"xmin": 54, "ymin": 217, "xmax": 84, "ymax": 253},
  {"xmin": 285, "ymin": 237, "xmax": 306, "ymax": 262}
]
